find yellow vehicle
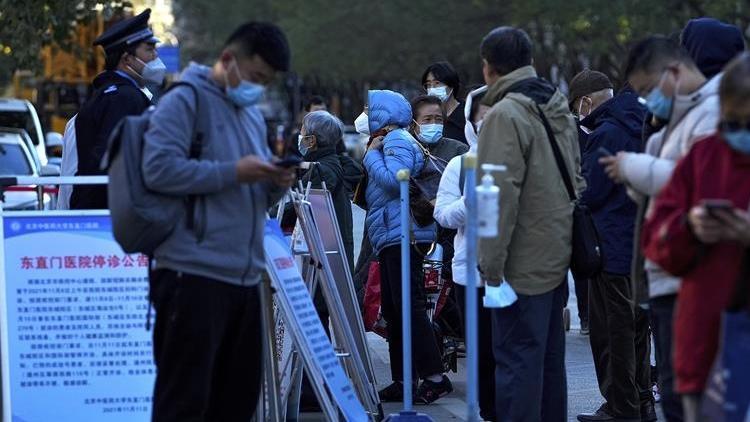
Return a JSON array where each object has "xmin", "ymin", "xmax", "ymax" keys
[{"xmin": 12, "ymin": 11, "xmax": 124, "ymax": 135}]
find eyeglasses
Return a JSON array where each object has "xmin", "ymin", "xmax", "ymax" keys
[{"xmin": 720, "ymin": 120, "xmax": 750, "ymax": 132}]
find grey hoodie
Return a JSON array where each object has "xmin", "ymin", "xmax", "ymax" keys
[{"xmin": 142, "ymin": 63, "xmax": 282, "ymax": 286}]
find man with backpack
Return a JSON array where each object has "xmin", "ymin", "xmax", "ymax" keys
[
  {"xmin": 477, "ymin": 26, "xmax": 583, "ymax": 421},
  {"xmin": 71, "ymin": 9, "xmax": 164, "ymax": 209},
  {"xmin": 140, "ymin": 22, "xmax": 295, "ymax": 422}
]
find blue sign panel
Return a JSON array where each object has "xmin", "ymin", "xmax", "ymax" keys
[{"xmin": 156, "ymin": 46, "xmax": 180, "ymax": 74}]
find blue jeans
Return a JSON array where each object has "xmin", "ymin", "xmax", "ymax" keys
[{"xmin": 492, "ymin": 281, "xmax": 567, "ymax": 422}]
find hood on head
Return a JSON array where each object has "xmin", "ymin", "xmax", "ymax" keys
[
  {"xmin": 681, "ymin": 17, "xmax": 746, "ymax": 79},
  {"xmin": 367, "ymin": 90, "xmax": 412, "ymax": 133}
]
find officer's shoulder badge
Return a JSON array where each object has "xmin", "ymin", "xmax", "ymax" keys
[{"xmin": 103, "ymin": 85, "xmax": 118, "ymax": 94}]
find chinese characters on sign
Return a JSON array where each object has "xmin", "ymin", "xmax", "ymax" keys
[{"xmin": 2, "ymin": 214, "xmax": 155, "ymax": 422}]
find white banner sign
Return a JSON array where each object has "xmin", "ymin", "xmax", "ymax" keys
[{"xmin": 0, "ymin": 211, "xmax": 154, "ymax": 422}]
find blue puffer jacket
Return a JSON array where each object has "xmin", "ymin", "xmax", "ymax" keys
[{"xmin": 364, "ymin": 90, "xmax": 436, "ymax": 254}]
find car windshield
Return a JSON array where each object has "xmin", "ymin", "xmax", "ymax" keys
[
  {"xmin": 0, "ymin": 111, "xmax": 39, "ymax": 146},
  {"xmin": 0, "ymin": 143, "xmax": 33, "ymax": 175}
]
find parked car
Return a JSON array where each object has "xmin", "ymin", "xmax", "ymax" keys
[
  {"xmin": 0, "ymin": 130, "xmax": 58, "ymax": 210},
  {"xmin": 343, "ymin": 125, "xmax": 367, "ymax": 162},
  {"xmin": 0, "ymin": 98, "xmax": 61, "ymax": 165}
]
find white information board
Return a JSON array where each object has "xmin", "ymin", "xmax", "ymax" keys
[
  {"xmin": 264, "ymin": 220, "xmax": 368, "ymax": 422},
  {"xmin": 0, "ymin": 211, "xmax": 155, "ymax": 422}
]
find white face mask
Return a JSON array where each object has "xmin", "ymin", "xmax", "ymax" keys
[
  {"xmin": 354, "ymin": 111, "xmax": 370, "ymax": 135},
  {"xmin": 133, "ymin": 56, "xmax": 167, "ymax": 85}
]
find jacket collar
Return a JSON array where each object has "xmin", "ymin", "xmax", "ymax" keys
[{"xmin": 482, "ymin": 65, "xmax": 538, "ymax": 107}]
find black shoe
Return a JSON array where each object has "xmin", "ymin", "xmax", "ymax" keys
[
  {"xmin": 378, "ymin": 381, "xmax": 404, "ymax": 402},
  {"xmin": 577, "ymin": 403, "xmax": 640, "ymax": 422},
  {"xmin": 641, "ymin": 401, "xmax": 657, "ymax": 422},
  {"xmin": 415, "ymin": 375, "xmax": 453, "ymax": 404}
]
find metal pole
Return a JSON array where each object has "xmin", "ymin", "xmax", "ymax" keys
[
  {"xmin": 464, "ymin": 154, "xmax": 479, "ymax": 422},
  {"xmin": 397, "ymin": 169, "xmax": 413, "ymax": 412},
  {"xmin": 259, "ymin": 277, "xmax": 282, "ymax": 422}
]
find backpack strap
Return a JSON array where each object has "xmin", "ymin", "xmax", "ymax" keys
[
  {"xmin": 535, "ymin": 104, "xmax": 577, "ymax": 202},
  {"xmin": 164, "ymin": 81, "xmax": 204, "ymax": 230}
]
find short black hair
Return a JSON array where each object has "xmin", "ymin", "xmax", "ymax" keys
[
  {"xmin": 104, "ymin": 44, "xmax": 138, "ymax": 71},
  {"xmin": 224, "ymin": 22, "xmax": 291, "ymax": 72},
  {"xmin": 410, "ymin": 95, "xmax": 446, "ymax": 121},
  {"xmin": 304, "ymin": 95, "xmax": 326, "ymax": 112},
  {"xmin": 623, "ymin": 35, "xmax": 695, "ymax": 79},
  {"xmin": 421, "ymin": 61, "xmax": 460, "ymax": 95},
  {"xmin": 480, "ymin": 27, "xmax": 533, "ymax": 76}
]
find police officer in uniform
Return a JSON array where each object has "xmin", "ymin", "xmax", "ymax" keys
[{"xmin": 70, "ymin": 9, "xmax": 166, "ymax": 209}]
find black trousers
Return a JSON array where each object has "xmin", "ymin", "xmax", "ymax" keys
[
  {"xmin": 149, "ymin": 270, "xmax": 263, "ymax": 422},
  {"xmin": 455, "ymin": 284, "xmax": 496, "ymax": 421},
  {"xmin": 650, "ymin": 294, "xmax": 684, "ymax": 422},
  {"xmin": 589, "ymin": 272, "xmax": 651, "ymax": 419},
  {"xmin": 379, "ymin": 244, "xmax": 444, "ymax": 381},
  {"xmin": 492, "ymin": 281, "xmax": 567, "ymax": 422}
]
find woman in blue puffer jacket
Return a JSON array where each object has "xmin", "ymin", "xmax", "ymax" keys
[{"xmin": 358, "ymin": 89, "xmax": 452, "ymax": 404}]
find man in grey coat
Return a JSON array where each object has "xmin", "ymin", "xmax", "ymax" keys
[{"xmin": 141, "ymin": 22, "xmax": 295, "ymax": 422}]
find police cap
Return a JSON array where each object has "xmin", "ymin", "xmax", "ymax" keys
[{"xmin": 93, "ymin": 8, "xmax": 159, "ymax": 53}]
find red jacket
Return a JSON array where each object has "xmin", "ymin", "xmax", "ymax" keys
[{"xmin": 643, "ymin": 134, "xmax": 750, "ymax": 394}]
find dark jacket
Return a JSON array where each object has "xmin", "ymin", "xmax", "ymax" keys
[
  {"xmin": 444, "ymin": 103, "xmax": 467, "ymax": 145},
  {"xmin": 72, "ymin": 70, "xmax": 151, "ymax": 209},
  {"xmin": 580, "ymin": 89, "xmax": 645, "ymax": 275},
  {"xmin": 301, "ymin": 145, "xmax": 362, "ymax": 271},
  {"xmin": 681, "ymin": 17, "xmax": 745, "ymax": 79}
]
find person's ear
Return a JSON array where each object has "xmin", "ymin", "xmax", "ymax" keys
[{"xmin": 309, "ymin": 135, "xmax": 317, "ymax": 149}]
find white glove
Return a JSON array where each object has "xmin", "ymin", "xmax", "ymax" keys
[{"xmin": 483, "ymin": 281, "xmax": 518, "ymax": 308}]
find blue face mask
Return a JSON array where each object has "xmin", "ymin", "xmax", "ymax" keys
[
  {"xmin": 225, "ymin": 60, "xmax": 265, "ymax": 107},
  {"xmin": 645, "ymin": 70, "xmax": 677, "ymax": 121},
  {"xmin": 427, "ymin": 86, "xmax": 451, "ymax": 102},
  {"xmin": 645, "ymin": 88, "xmax": 673, "ymax": 121},
  {"xmin": 417, "ymin": 123, "xmax": 443, "ymax": 144},
  {"xmin": 723, "ymin": 129, "xmax": 750, "ymax": 154}
]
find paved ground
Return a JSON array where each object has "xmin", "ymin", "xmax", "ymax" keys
[{"xmin": 301, "ymin": 206, "xmax": 662, "ymax": 421}]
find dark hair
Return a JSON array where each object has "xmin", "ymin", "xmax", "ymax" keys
[
  {"xmin": 623, "ymin": 35, "xmax": 694, "ymax": 79},
  {"xmin": 719, "ymin": 52, "xmax": 750, "ymax": 109},
  {"xmin": 410, "ymin": 95, "xmax": 446, "ymax": 121},
  {"xmin": 421, "ymin": 61, "xmax": 460, "ymax": 95},
  {"xmin": 303, "ymin": 95, "xmax": 326, "ymax": 112},
  {"xmin": 224, "ymin": 22, "xmax": 290, "ymax": 72},
  {"xmin": 104, "ymin": 44, "xmax": 138, "ymax": 71},
  {"xmin": 480, "ymin": 27, "xmax": 533, "ymax": 76}
]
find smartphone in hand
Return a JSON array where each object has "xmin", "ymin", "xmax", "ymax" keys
[
  {"xmin": 702, "ymin": 199, "xmax": 734, "ymax": 218},
  {"xmin": 275, "ymin": 157, "xmax": 303, "ymax": 168},
  {"xmin": 597, "ymin": 147, "xmax": 614, "ymax": 157}
]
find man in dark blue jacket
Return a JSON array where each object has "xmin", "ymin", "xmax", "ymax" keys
[{"xmin": 571, "ymin": 70, "xmax": 656, "ymax": 422}]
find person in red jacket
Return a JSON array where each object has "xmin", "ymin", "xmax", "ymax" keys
[{"xmin": 642, "ymin": 52, "xmax": 750, "ymax": 421}]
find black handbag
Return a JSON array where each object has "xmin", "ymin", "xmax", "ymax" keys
[{"xmin": 535, "ymin": 104, "xmax": 603, "ymax": 279}]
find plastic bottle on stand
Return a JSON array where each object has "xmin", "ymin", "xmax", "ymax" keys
[{"xmin": 476, "ymin": 164, "xmax": 506, "ymax": 238}]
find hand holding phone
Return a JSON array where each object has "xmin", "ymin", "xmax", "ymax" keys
[
  {"xmin": 702, "ymin": 199, "xmax": 734, "ymax": 219},
  {"xmin": 597, "ymin": 147, "xmax": 614, "ymax": 157},
  {"xmin": 275, "ymin": 157, "xmax": 303, "ymax": 168}
]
